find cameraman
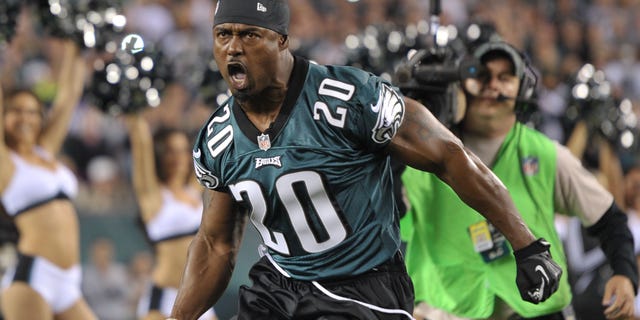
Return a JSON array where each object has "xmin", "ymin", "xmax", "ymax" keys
[{"xmin": 400, "ymin": 40, "xmax": 638, "ymax": 320}]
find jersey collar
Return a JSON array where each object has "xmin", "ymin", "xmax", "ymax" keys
[{"xmin": 233, "ymin": 55, "xmax": 309, "ymax": 148}]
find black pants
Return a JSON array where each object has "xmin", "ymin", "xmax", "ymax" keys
[{"xmin": 235, "ymin": 252, "xmax": 415, "ymax": 320}]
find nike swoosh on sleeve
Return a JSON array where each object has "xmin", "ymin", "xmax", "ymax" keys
[{"xmin": 370, "ymin": 90, "xmax": 383, "ymax": 113}]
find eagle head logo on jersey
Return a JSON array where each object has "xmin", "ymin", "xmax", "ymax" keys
[
  {"xmin": 371, "ymin": 84, "xmax": 405, "ymax": 144},
  {"xmin": 193, "ymin": 157, "xmax": 220, "ymax": 189}
]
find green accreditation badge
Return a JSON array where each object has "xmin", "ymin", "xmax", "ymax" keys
[{"xmin": 468, "ymin": 221, "xmax": 509, "ymax": 263}]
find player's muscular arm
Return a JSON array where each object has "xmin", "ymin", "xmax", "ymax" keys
[
  {"xmin": 388, "ymin": 97, "xmax": 535, "ymax": 249},
  {"xmin": 171, "ymin": 189, "xmax": 248, "ymax": 319}
]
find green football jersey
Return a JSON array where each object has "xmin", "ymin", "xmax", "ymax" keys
[{"xmin": 192, "ymin": 57, "xmax": 406, "ymax": 280}]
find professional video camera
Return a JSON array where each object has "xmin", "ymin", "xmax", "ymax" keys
[
  {"xmin": 391, "ymin": 0, "xmax": 509, "ymax": 127},
  {"xmin": 394, "ymin": 15, "xmax": 543, "ymax": 128},
  {"xmin": 393, "ymin": 21, "xmax": 494, "ymax": 127},
  {"xmin": 564, "ymin": 63, "xmax": 639, "ymax": 154}
]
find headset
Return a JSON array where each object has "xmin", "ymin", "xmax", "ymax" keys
[
  {"xmin": 470, "ymin": 41, "xmax": 545, "ymax": 216},
  {"xmin": 471, "ymin": 40, "xmax": 538, "ymax": 115}
]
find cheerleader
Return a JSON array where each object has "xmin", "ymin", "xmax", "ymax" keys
[
  {"xmin": 124, "ymin": 113, "xmax": 216, "ymax": 320},
  {"xmin": 0, "ymin": 40, "xmax": 96, "ymax": 320}
]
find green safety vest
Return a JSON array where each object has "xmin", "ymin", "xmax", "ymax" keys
[{"xmin": 401, "ymin": 123, "xmax": 571, "ymax": 318}]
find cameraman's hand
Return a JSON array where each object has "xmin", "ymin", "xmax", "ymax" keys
[
  {"xmin": 514, "ymin": 238, "xmax": 562, "ymax": 304},
  {"xmin": 602, "ymin": 275, "xmax": 635, "ymax": 319}
]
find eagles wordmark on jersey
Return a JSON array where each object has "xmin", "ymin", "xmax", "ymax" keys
[{"xmin": 193, "ymin": 57, "xmax": 405, "ymax": 280}]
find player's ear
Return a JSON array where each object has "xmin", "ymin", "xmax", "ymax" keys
[{"xmin": 279, "ymin": 35, "xmax": 288, "ymax": 49}]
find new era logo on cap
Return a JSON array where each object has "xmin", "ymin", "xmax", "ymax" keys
[{"xmin": 213, "ymin": 0, "xmax": 288, "ymax": 35}]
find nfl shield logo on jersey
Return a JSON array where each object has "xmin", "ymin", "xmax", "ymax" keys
[
  {"xmin": 257, "ymin": 133, "xmax": 271, "ymax": 151},
  {"xmin": 521, "ymin": 156, "xmax": 539, "ymax": 176}
]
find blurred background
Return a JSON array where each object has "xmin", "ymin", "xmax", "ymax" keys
[{"xmin": 0, "ymin": 0, "xmax": 639, "ymax": 319}]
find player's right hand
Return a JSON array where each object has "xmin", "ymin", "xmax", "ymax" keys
[{"xmin": 513, "ymin": 238, "xmax": 562, "ymax": 304}]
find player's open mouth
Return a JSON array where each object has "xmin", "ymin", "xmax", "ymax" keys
[{"xmin": 228, "ymin": 63, "xmax": 248, "ymax": 90}]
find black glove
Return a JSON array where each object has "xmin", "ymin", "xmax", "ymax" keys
[{"xmin": 514, "ymin": 238, "xmax": 562, "ymax": 304}]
